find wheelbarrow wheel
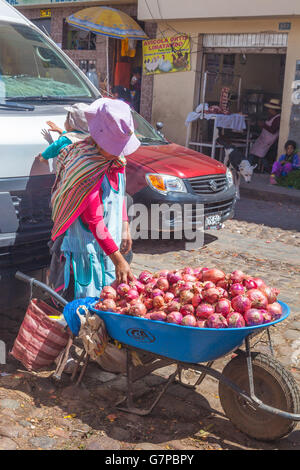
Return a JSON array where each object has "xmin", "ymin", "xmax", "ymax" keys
[{"xmin": 219, "ymin": 352, "xmax": 300, "ymax": 441}]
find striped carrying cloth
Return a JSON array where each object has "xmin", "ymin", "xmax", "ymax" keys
[
  {"xmin": 10, "ymin": 299, "xmax": 70, "ymax": 371},
  {"xmin": 51, "ymin": 137, "xmax": 126, "ymax": 241}
]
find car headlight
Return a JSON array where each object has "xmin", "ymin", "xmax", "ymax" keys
[
  {"xmin": 146, "ymin": 173, "xmax": 187, "ymax": 194},
  {"xmin": 226, "ymin": 168, "xmax": 234, "ymax": 187}
]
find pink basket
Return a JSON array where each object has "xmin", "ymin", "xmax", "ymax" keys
[{"xmin": 11, "ymin": 298, "xmax": 70, "ymax": 371}]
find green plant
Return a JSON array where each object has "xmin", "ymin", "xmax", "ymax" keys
[{"xmin": 277, "ymin": 169, "xmax": 300, "ymax": 190}]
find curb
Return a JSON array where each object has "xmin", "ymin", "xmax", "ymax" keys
[{"xmin": 240, "ymin": 184, "xmax": 300, "ymax": 206}]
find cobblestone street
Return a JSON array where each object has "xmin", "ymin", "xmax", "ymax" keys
[{"xmin": 1, "ymin": 197, "xmax": 300, "ymax": 451}]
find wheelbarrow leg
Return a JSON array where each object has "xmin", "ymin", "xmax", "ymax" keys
[
  {"xmin": 176, "ymin": 362, "xmax": 215, "ymax": 389},
  {"xmin": 116, "ymin": 349, "xmax": 177, "ymax": 416}
]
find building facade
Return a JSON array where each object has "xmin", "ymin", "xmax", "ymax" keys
[
  {"xmin": 8, "ymin": 0, "xmax": 156, "ymax": 122},
  {"xmin": 138, "ymin": 0, "xmax": 300, "ymax": 154}
]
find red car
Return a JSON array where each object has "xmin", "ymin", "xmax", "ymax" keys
[{"xmin": 126, "ymin": 112, "xmax": 237, "ymax": 233}]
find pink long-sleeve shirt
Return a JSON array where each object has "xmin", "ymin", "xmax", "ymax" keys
[{"xmin": 80, "ymin": 169, "xmax": 128, "ymax": 256}]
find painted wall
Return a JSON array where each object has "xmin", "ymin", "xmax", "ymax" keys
[
  {"xmin": 149, "ymin": 17, "xmax": 300, "ymax": 154},
  {"xmin": 138, "ymin": 0, "xmax": 300, "ymax": 20}
]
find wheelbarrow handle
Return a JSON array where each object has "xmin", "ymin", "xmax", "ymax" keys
[{"xmin": 15, "ymin": 271, "xmax": 68, "ymax": 307}]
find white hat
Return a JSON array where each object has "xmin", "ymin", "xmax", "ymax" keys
[{"xmin": 264, "ymin": 98, "xmax": 281, "ymax": 110}]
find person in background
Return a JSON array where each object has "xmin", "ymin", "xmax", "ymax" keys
[
  {"xmin": 130, "ymin": 66, "xmax": 142, "ymax": 112},
  {"xmin": 37, "ymin": 103, "xmax": 89, "ymax": 162},
  {"xmin": 86, "ymin": 63, "xmax": 99, "ymax": 89},
  {"xmin": 112, "ymin": 85, "xmax": 132, "ymax": 106},
  {"xmin": 270, "ymin": 140, "xmax": 300, "ymax": 184},
  {"xmin": 248, "ymin": 98, "xmax": 281, "ymax": 171}
]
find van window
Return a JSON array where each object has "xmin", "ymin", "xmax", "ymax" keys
[{"xmin": 0, "ymin": 21, "xmax": 97, "ymax": 99}]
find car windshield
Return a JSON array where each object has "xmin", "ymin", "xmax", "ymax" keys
[
  {"xmin": 132, "ymin": 110, "xmax": 168, "ymax": 145},
  {"xmin": 0, "ymin": 22, "xmax": 97, "ymax": 100}
]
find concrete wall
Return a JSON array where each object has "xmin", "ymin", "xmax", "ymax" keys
[
  {"xmin": 138, "ymin": 0, "xmax": 300, "ymax": 20},
  {"xmin": 149, "ymin": 17, "xmax": 300, "ymax": 153}
]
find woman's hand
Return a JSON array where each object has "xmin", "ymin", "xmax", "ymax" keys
[
  {"xmin": 110, "ymin": 250, "xmax": 134, "ymax": 284},
  {"xmin": 120, "ymin": 221, "xmax": 132, "ymax": 255}
]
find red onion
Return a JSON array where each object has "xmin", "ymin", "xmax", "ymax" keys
[
  {"xmin": 253, "ymin": 278, "xmax": 266, "ymax": 289},
  {"xmin": 243, "ymin": 277, "xmax": 258, "ymax": 290},
  {"xmin": 266, "ymin": 302, "xmax": 282, "ymax": 321},
  {"xmin": 117, "ymin": 283, "xmax": 130, "ymax": 296},
  {"xmin": 179, "ymin": 289, "xmax": 194, "ymax": 305},
  {"xmin": 119, "ymin": 307, "xmax": 129, "ymax": 315},
  {"xmin": 231, "ymin": 295, "xmax": 251, "ymax": 314},
  {"xmin": 101, "ymin": 285, "xmax": 117, "ymax": 300},
  {"xmin": 156, "ymin": 277, "xmax": 170, "ymax": 292},
  {"xmin": 216, "ymin": 287, "xmax": 228, "ymax": 298},
  {"xmin": 129, "ymin": 302, "xmax": 147, "ymax": 317},
  {"xmin": 153, "ymin": 295, "xmax": 165, "ymax": 309},
  {"xmin": 167, "ymin": 271, "xmax": 182, "ymax": 285},
  {"xmin": 192, "ymin": 293, "xmax": 203, "ymax": 308},
  {"xmin": 260, "ymin": 309, "xmax": 272, "ymax": 324},
  {"xmin": 196, "ymin": 319, "xmax": 207, "ymax": 328},
  {"xmin": 206, "ymin": 314, "xmax": 228, "ymax": 329},
  {"xmin": 144, "ymin": 298, "xmax": 153, "ymax": 311},
  {"xmin": 215, "ymin": 299, "xmax": 231, "ymax": 317},
  {"xmin": 193, "ymin": 268, "xmax": 202, "ymax": 280},
  {"xmin": 144, "ymin": 280, "xmax": 157, "ymax": 295},
  {"xmin": 230, "ymin": 270, "xmax": 245, "ymax": 283},
  {"xmin": 196, "ymin": 303, "xmax": 215, "ymax": 319},
  {"xmin": 129, "ymin": 280, "xmax": 145, "ymax": 294},
  {"xmin": 193, "ymin": 282, "xmax": 203, "ymax": 294},
  {"xmin": 182, "ymin": 274, "xmax": 197, "ymax": 283},
  {"xmin": 151, "ymin": 288, "xmax": 164, "ymax": 298},
  {"xmin": 165, "ymin": 300, "xmax": 181, "ymax": 313},
  {"xmin": 139, "ymin": 270, "xmax": 154, "ymax": 284},
  {"xmin": 247, "ymin": 289, "xmax": 268, "ymax": 309},
  {"xmin": 244, "ymin": 309, "xmax": 264, "ymax": 326},
  {"xmin": 117, "ymin": 299, "xmax": 128, "ymax": 308},
  {"xmin": 229, "ymin": 283, "xmax": 246, "ymax": 297},
  {"xmin": 202, "ymin": 287, "xmax": 220, "ymax": 304},
  {"xmin": 180, "ymin": 304, "xmax": 195, "ymax": 317},
  {"xmin": 101, "ymin": 299, "xmax": 117, "ymax": 312},
  {"xmin": 260, "ymin": 286, "xmax": 280, "ymax": 304},
  {"xmin": 181, "ymin": 315, "xmax": 197, "ymax": 327},
  {"xmin": 125, "ymin": 289, "xmax": 140, "ymax": 303},
  {"xmin": 227, "ymin": 312, "xmax": 245, "ymax": 328},
  {"xmin": 167, "ymin": 311, "xmax": 183, "ymax": 325},
  {"xmin": 203, "ymin": 281, "xmax": 216, "ymax": 290},
  {"xmin": 164, "ymin": 292, "xmax": 175, "ymax": 303},
  {"xmin": 150, "ymin": 311, "xmax": 167, "ymax": 322},
  {"xmin": 202, "ymin": 268, "xmax": 225, "ymax": 284},
  {"xmin": 155, "ymin": 269, "xmax": 169, "ymax": 278},
  {"xmin": 216, "ymin": 279, "xmax": 230, "ymax": 290}
]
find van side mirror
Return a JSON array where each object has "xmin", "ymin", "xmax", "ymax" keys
[{"xmin": 156, "ymin": 121, "xmax": 164, "ymax": 131}]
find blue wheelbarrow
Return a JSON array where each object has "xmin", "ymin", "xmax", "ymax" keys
[{"xmin": 15, "ymin": 271, "xmax": 300, "ymax": 442}]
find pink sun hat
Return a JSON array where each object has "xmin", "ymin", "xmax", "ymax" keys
[{"xmin": 84, "ymin": 97, "xmax": 141, "ymax": 157}]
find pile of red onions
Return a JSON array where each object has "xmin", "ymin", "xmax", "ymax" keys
[{"xmin": 94, "ymin": 268, "xmax": 282, "ymax": 329}]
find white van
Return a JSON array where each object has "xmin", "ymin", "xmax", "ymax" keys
[{"xmin": 0, "ymin": 0, "xmax": 100, "ymax": 308}]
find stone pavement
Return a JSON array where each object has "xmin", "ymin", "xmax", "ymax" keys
[{"xmin": 0, "ymin": 197, "xmax": 300, "ymax": 451}]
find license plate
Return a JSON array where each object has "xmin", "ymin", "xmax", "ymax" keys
[{"xmin": 205, "ymin": 214, "xmax": 221, "ymax": 229}]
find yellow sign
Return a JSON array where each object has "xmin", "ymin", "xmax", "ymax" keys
[
  {"xmin": 143, "ymin": 35, "xmax": 191, "ymax": 75},
  {"xmin": 40, "ymin": 8, "xmax": 51, "ymax": 18}
]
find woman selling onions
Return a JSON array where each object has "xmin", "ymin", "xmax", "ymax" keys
[{"xmin": 49, "ymin": 98, "xmax": 139, "ymax": 299}]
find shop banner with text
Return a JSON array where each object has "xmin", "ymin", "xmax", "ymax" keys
[{"xmin": 143, "ymin": 35, "xmax": 191, "ymax": 75}]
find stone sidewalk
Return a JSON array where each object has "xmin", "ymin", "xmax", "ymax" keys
[{"xmin": 240, "ymin": 173, "xmax": 300, "ymax": 205}]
